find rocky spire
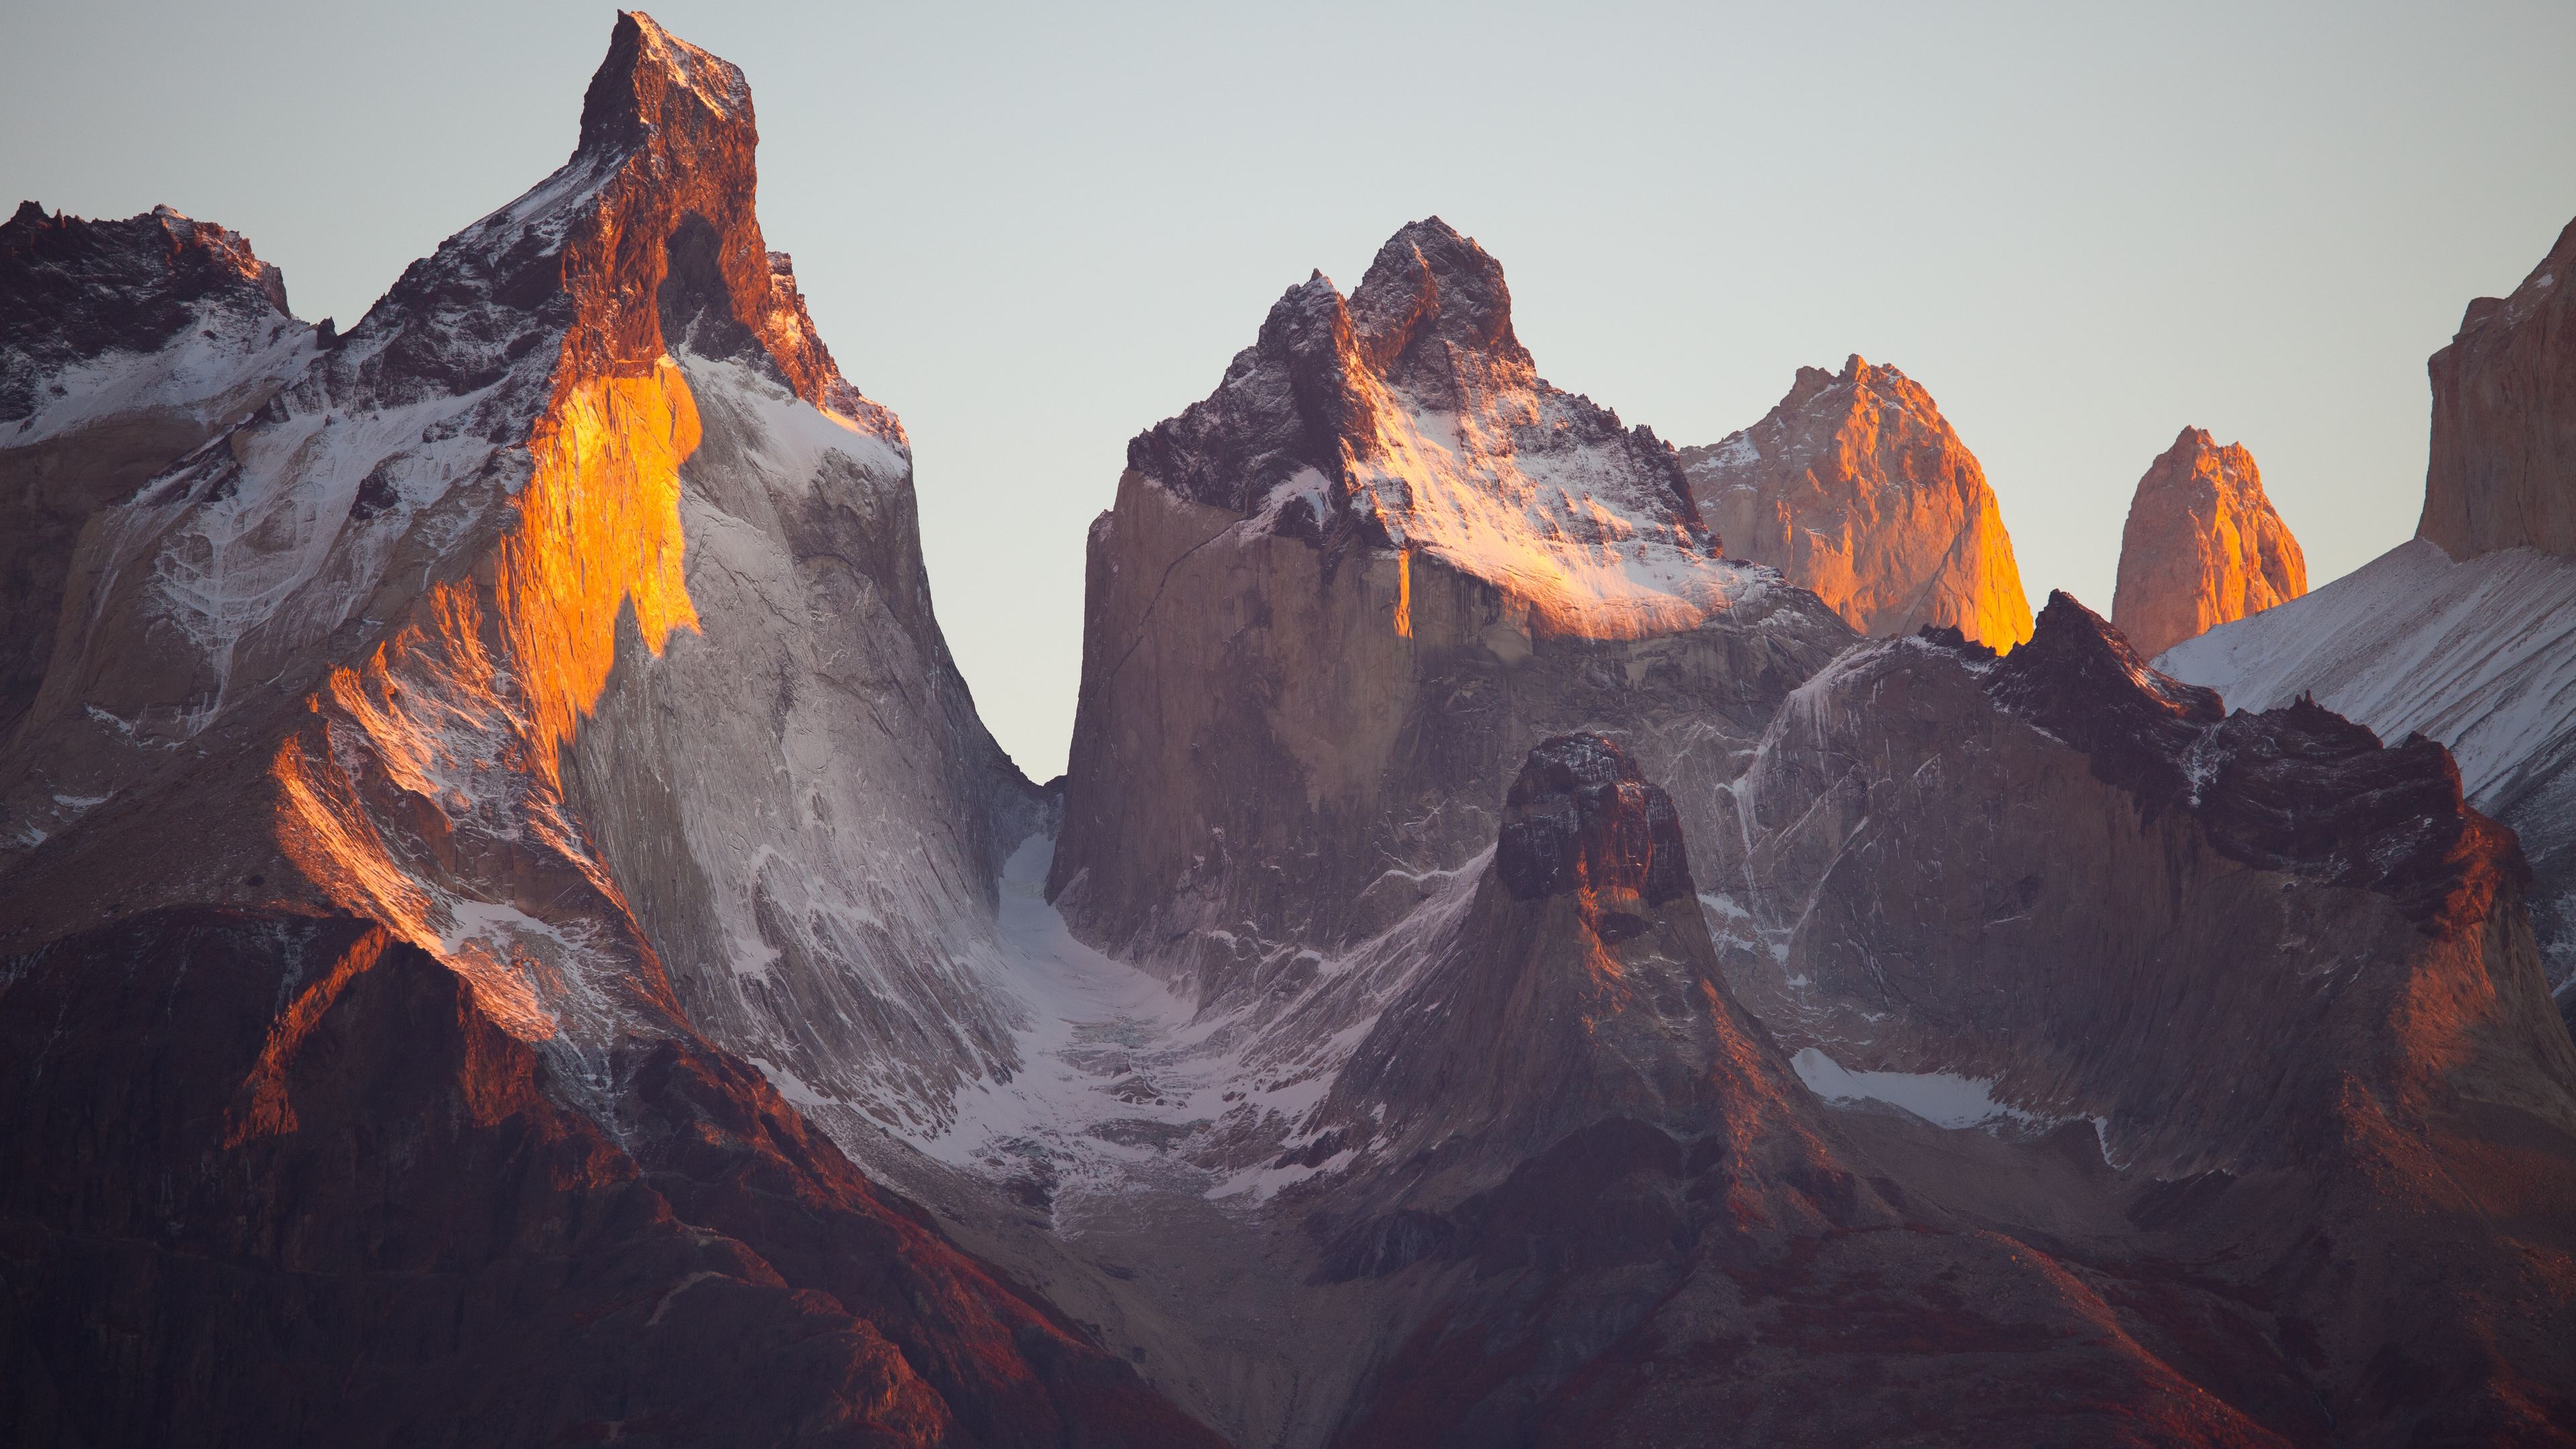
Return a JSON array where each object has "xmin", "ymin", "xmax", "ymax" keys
[
  {"xmin": 1679, "ymin": 354, "xmax": 2033, "ymax": 649},
  {"xmin": 2111, "ymin": 426, "xmax": 2306, "ymax": 659}
]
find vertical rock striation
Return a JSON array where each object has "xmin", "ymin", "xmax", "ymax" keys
[
  {"xmin": 1678, "ymin": 354, "xmax": 2034, "ymax": 651},
  {"xmin": 2419, "ymin": 214, "xmax": 2576, "ymax": 559},
  {"xmin": 2111, "ymin": 426, "xmax": 2306, "ymax": 659}
]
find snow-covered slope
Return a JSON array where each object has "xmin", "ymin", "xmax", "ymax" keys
[
  {"xmin": 0, "ymin": 202, "xmax": 317, "ymax": 753},
  {"xmin": 2161, "ymin": 537, "xmax": 2576, "ymax": 993}
]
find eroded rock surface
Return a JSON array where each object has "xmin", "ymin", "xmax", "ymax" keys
[
  {"xmin": 2111, "ymin": 426, "xmax": 2306, "ymax": 658},
  {"xmin": 1678, "ymin": 354, "xmax": 2033, "ymax": 651}
]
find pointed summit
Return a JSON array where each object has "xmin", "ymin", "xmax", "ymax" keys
[
  {"xmin": 574, "ymin": 10, "xmax": 751, "ymax": 160},
  {"xmin": 1680, "ymin": 354, "xmax": 2035, "ymax": 649},
  {"xmin": 2112, "ymin": 426, "xmax": 2306, "ymax": 659},
  {"xmin": 1122, "ymin": 216, "xmax": 1727, "ymax": 639},
  {"xmin": 1346, "ymin": 216, "xmax": 1529, "ymax": 390}
]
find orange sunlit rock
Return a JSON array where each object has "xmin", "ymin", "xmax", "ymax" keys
[
  {"xmin": 1681, "ymin": 355, "xmax": 2035, "ymax": 651},
  {"xmin": 2112, "ymin": 426, "xmax": 2306, "ymax": 659}
]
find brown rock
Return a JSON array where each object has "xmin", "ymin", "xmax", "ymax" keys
[
  {"xmin": 2112, "ymin": 427, "xmax": 2306, "ymax": 659},
  {"xmin": 2419, "ymin": 213, "xmax": 2576, "ymax": 559},
  {"xmin": 1678, "ymin": 355, "xmax": 2034, "ymax": 650}
]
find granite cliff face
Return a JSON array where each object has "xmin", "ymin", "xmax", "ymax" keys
[
  {"xmin": 2419, "ymin": 213, "xmax": 2576, "ymax": 559},
  {"xmin": 2111, "ymin": 427, "xmax": 2306, "ymax": 658},
  {"xmin": 1678, "ymin": 354, "xmax": 2033, "ymax": 651},
  {"xmin": 1049, "ymin": 219, "xmax": 1854, "ymax": 1004},
  {"xmin": 0, "ymin": 14, "xmax": 1202, "ymax": 1444}
]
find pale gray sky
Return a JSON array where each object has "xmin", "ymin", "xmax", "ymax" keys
[{"xmin": 10, "ymin": 1, "xmax": 2574, "ymax": 777}]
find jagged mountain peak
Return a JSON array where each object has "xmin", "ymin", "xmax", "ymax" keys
[
  {"xmin": 1346, "ymin": 215, "xmax": 1530, "ymax": 388},
  {"xmin": 1124, "ymin": 216, "xmax": 1741, "ymax": 641},
  {"xmin": 2, "ymin": 201, "xmax": 299, "ymax": 431},
  {"xmin": 323, "ymin": 10, "xmax": 885, "ymax": 437},
  {"xmin": 1679, "ymin": 351, "xmax": 2033, "ymax": 649},
  {"xmin": 576, "ymin": 10, "xmax": 751, "ymax": 161}
]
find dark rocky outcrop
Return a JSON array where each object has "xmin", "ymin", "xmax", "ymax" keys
[
  {"xmin": 1493, "ymin": 734, "xmax": 1694, "ymax": 910},
  {"xmin": 0, "ymin": 908, "xmax": 1218, "ymax": 1448},
  {"xmin": 1320, "ymin": 734, "xmax": 1806, "ymax": 1165}
]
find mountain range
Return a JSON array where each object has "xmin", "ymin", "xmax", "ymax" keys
[{"xmin": 5, "ymin": 13, "xmax": 2573, "ymax": 1448}]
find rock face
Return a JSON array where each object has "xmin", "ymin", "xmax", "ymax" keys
[
  {"xmin": 2161, "ymin": 538, "xmax": 2576, "ymax": 1010},
  {"xmin": 1713, "ymin": 593, "xmax": 2557, "ymax": 1167},
  {"xmin": 0, "ymin": 203, "xmax": 316, "ymax": 747},
  {"xmin": 2418, "ymin": 214, "xmax": 2576, "ymax": 559},
  {"xmin": 0, "ymin": 13, "xmax": 1204, "ymax": 1444},
  {"xmin": 1318, "ymin": 734, "xmax": 1808, "ymax": 1167},
  {"xmin": 2110, "ymin": 427, "xmax": 2306, "ymax": 658},
  {"xmin": 1049, "ymin": 218, "xmax": 1856, "ymax": 1003},
  {"xmin": 1677, "ymin": 354, "xmax": 2033, "ymax": 651},
  {"xmin": 1678, "ymin": 593, "xmax": 2576, "ymax": 1440}
]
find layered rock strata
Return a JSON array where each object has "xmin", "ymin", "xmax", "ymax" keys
[
  {"xmin": 1049, "ymin": 218, "xmax": 1856, "ymax": 1004},
  {"xmin": 0, "ymin": 13, "xmax": 1197, "ymax": 1442},
  {"xmin": 1678, "ymin": 354, "xmax": 2033, "ymax": 650},
  {"xmin": 2111, "ymin": 426, "xmax": 2306, "ymax": 658}
]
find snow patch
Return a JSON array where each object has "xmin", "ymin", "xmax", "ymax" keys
[{"xmin": 1791, "ymin": 1046, "xmax": 2047, "ymax": 1131}]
